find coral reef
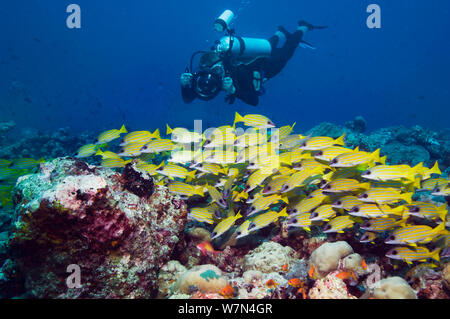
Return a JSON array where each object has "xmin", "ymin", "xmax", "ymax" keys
[
  {"xmin": 0, "ymin": 157, "xmax": 187, "ymax": 298},
  {"xmin": 308, "ymin": 118, "xmax": 450, "ymax": 170},
  {"xmin": 243, "ymin": 242, "xmax": 298, "ymax": 273},
  {"xmin": 365, "ymin": 276, "xmax": 417, "ymax": 299},
  {"xmin": 308, "ymin": 270, "xmax": 357, "ymax": 299},
  {"xmin": 174, "ymin": 264, "xmax": 228, "ymax": 295},
  {"xmin": 309, "ymin": 241, "xmax": 354, "ymax": 279}
]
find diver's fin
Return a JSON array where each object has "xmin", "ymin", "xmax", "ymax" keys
[{"xmin": 299, "ymin": 40, "xmax": 316, "ymax": 50}]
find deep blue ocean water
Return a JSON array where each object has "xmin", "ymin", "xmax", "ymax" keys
[{"xmin": 1, "ymin": 0, "xmax": 449, "ymax": 135}]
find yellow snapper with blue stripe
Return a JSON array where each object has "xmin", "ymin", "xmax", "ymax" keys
[
  {"xmin": 203, "ymin": 129, "xmax": 236, "ymax": 148},
  {"xmin": 0, "ymin": 159, "xmax": 12, "ymax": 167},
  {"xmin": 361, "ymin": 163, "xmax": 423, "ymax": 182},
  {"xmin": 288, "ymin": 195, "xmax": 324, "ymax": 216},
  {"xmin": 96, "ymin": 124, "xmax": 127, "ymax": 144},
  {"xmin": 386, "ymin": 246, "xmax": 441, "ymax": 264},
  {"xmin": 314, "ymin": 146, "xmax": 358, "ymax": 162},
  {"xmin": 234, "ymin": 219, "xmax": 252, "ymax": 239},
  {"xmin": 188, "ymin": 207, "xmax": 215, "ymax": 224},
  {"xmin": 309, "ymin": 204, "xmax": 337, "ymax": 222},
  {"xmin": 167, "ymin": 125, "xmax": 203, "ymax": 144},
  {"xmin": 101, "ymin": 157, "xmax": 131, "ymax": 168},
  {"xmin": 408, "ymin": 202, "xmax": 448, "ymax": 222},
  {"xmin": 234, "ymin": 131, "xmax": 267, "ymax": 148},
  {"xmin": 244, "ymin": 169, "xmax": 272, "ymax": 192},
  {"xmin": 385, "ymin": 222, "xmax": 446, "ymax": 246},
  {"xmin": 204, "ymin": 150, "xmax": 237, "ymax": 164},
  {"xmin": 95, "ymin": 149, "xmax": 122, "ymax": 160},
  {"xmin": 332, "ymin": 196, "xmax": 364, "ymax": 210},
  {"xmin": 330, "ymin": 148, "xmax": 384, "ymax": 168},
  {"xmin": 360, "ymin": 217, "xmax": 407, "ymax": 232},
  {"xmin": 419, "ymin": 177, "xmax": 449, "ymax": 191},
  {"xmin": 275, "ymin": 122, "xmax": 296, "ymax": 141},
  {"xmin": 431, "ymin": 184, "xmax": 450, "ymax": 196},
  {"xmin": 262, "ymin": 175, "xmax": 290, "ymax": 195},
  {"xmin": 358, "ymin": 188, "xmax": 413, "ymax": 204},
  {"xmin": 280, "ymin": 167, "xmax": 322, "ymax": 193},
  {"xmin": 420, "ymin": 161, "xmax": 441, "ymax": 180},
  {"xmin": 211, "ymin": 211, "xmax": 243, "ymax": 240},
  {"xmin": 246, "ymin": 194, "xmax": 289, "ymax": 216},
  {"xmin": 233, "ymin": 112, "xmax": 275, "ymax": 129},
  {"xmin": 191, "ymin": 162, "xmax": 227, "ymax": 176},
  {"xmin": 76, "ymin": 144, "xmax": 98, "ymax": 158},
  {"xmin": 279, "ymin": 134, "xmax": 308, "ymax": 150},
  {"xmin": 321, "ymin": 178, "xmax": 370, "ymax": 193},
  {"xmin": 135, "ymin": 161, "xmax": 163, "ymax": 176},
  {"xmin": 120, "ymin": 129, "xmax": 160, "ymax": 146},
  {"xmin": 323, "ymin": 215, "xmax": 357, "ymax": 233},
  {"xmin": 286, "ymin": 212, "xmax": 313, "ymax": 232},
  {"xmin": 168, "ymin": 181, "xmax": 204, "ymax": 197},
  {"xmin": 10, "ymin": 157, "xmax": 45, "ymax": 170},
  {"xmin": 156, "ymin": 163, "xmax": 196, "ymax": 180},
  {"xmin": 141, "ymin": 139, "xmax": 177, "ymax": 153},
  {"xmin": 117, "ymin": 142, "xmax": 147, "ymax": 157},
  {"xmin": 349, "ymin": 204, "xmax": 406, "ymax": 218},
  {"xmin": 169, "ymin": 150, "xmax": 201, "ymax": 164},
  {"xmin": 205, "ymin": 184, "xmax": 228, "ymax": 208},
  {"xmin": 299, "ymin": 133, "xmax": 345, "ymax": 151},
  {"xmin": 247, "ymin": 208, "xmax": 288, "ymax": 233},
  {"xmin": 292, "ymin": 158, "xmax": 329, "ymax": 173},
  {"xmin": 359, "ymin": 231, "xmax": 378, "ymax": 244}
]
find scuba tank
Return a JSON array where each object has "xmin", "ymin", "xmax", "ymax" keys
[
  {"xmin": 215, "ymin": 36, "xmax": 272, "ymax": 64},
  {"xmin": 212, "ymin": 10, "xmax": 272, "ymax": 65}
]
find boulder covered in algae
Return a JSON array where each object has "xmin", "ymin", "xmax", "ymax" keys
[{"xmin": 2, "ymin": 157, "xmax": 188, "ymax": 298}]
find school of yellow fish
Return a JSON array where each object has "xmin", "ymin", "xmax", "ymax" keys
[{"xmin": 2, "ymin": 112, "xmax": 450, "ymax": 268}]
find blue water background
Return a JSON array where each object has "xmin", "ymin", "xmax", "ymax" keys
[{"xmin": 0, "ymin": 0, "xmax": 449, "ymax": 135}]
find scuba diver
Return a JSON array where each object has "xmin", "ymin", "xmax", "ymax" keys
[{"xmin": 181, "ymin": 10, "xmax": 327, "ymax": 106}]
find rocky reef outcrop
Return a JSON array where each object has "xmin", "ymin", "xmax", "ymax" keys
[{"xmin": 0, "ymin": 157, "xmax": 188, "ymax": 298}]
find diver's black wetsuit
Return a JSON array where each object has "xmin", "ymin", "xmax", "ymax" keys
[{"xmin": 182, "ymin": 28, "xmax": 306, "ymax": 106}]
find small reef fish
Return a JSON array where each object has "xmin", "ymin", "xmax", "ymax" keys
[
  {"xmin": 323, "ymin": 215, "xmax": 357, "ymax": 233},
  {"xmin": 245, "ymin": 169, "xmax": 272, "ymax": 193},
  {"xmin": 360, "ymin": 217, "xmax": 407, "ymax": 232},
  {"xmin": 287, "ymin": 278, "xmax": 303, "ymax": 288},
  {"xmin": 246, "ymin": 194, "xmax": 288, "ymax": 216},
  {"xmin": 0, "ymin": 159, "xmax": 12, "ymax": 167},
  {"xmin": 205, "ymin": 185, "xmax": 228, "ymax": 209},
  {"xmin": 76, "ymin": 144, "xmax": 98, "ymax": 158},
  {"xmin": 235, "ymin": 219, "xmax": 252, "ymax": 239},
  {"xmin": 220, "ymin": 285, "xmax": 238, "ymax": 299},
  {"xmin": 275, "ymin": 122, "xmax": 296, "ymax": 141},
  {"xmin": 288, "ymin": 195, "xmax": 324, "ymax": 215},
  {"xmin": 332, "ymin": 196, "xmax": 364, "ymax": 210},
  {"xmin": 247, "ymin": 208, "xmax": 288, "ymax": 233},
  {"xmin": 156, "ymin": 163, "xmax": 196, "ymax": 180},
  {"xmin": 280, "ymin": 167, "xmax": 322, "ymax": 193},
  {"xmin": 281, "ymin": 264, "xmax": 289, "ymax": 272},
  {"xmin": 233, "ymin": 131, "xmax": 266, "ymax": 148},
  {"xmin": 299, "ymin": 134, "xmax": 345, "ymax": 151},
  {"xmin": 335, "ymin": 270, "xmax": 357, "ymax": 282},
  {"xmin": 431, "ymin": 185, "xmax": 450, "ymax": 196},
  {"xmin": 233, "ymin": 112, "xmax": 275, "ymax": 129},
  {"xmin": 196, "ymin": 241, "xmax": 220, "ymax": 256},
  {"xmin": 385, "ymin": 222, "xmax": 446, "ymax": 246},
  {"xmin": 330, "ymin": 149, "xmax": 384, "ymax": 168},
  {"xmin": 386, "ymin": 246, "xmax": 441, "ymax": 264},
  {"xmin": 265, "ymin": 279, "xmax": 278, "ymax": 289},
  {"xmin": 314, "ymin": 146, "xmax": 358, "ymax": 162},
  {"xmin": 167, "ymin": 125, "xmax": 203, "ymax": 144},
  {"xmin": 287, "ymin": 213, "xmax": 313, "ymax": 232},
  {"xmin": 420, "ymin": 161, "xmax": 442, "ymax": 180},
  {"xmin": 358, "ymin": 188, "xmax": 413, "ymax": 204},
  {"xmin": 359, "ymin": 231, "xmax": 378, "ymax": 244},
  {"xmin": 211, "ymin": 212, "xmax": 243, "ymax": 240},
  {"xmin": 408, "ymin": 202, "xmax": 448, "ymax": 221},
  {"xmin": 10, "ymin": 157, "xmax": 45, "ymax": 169},
  {"xmin": 141, "ymin": 139, "xmax": 177, "ymax": 153},
  {"xmin": 118, "ymin": 142, "xmax": 147, "ymax": 157},
  {"xmin": 203, "ymin": 130, "xmax": 236, "ymax": 148},
  {"xmin": 101, "ymin": 158, "xmax": 131, "ymax": 168},
  {"xmin": 309, "ymin": 204, "xmax": 337, "ymax": 222},
  {"xmin": 96, "ymin": 124, "xmax": 127, "ymax": 144},
  {"xmin": 120, "ymin": 129, "xmax": 160, "ymax": 146},
  {"xmin": 262, "ymin": 175, "xmax": 290, "ymax": 195},
  {"xmin": 95, "ymin": 149, "xmax": 122, "ymax": 160},
  {"xmin": 349, "ymin": 204, "xmax": 406, "ymax": 219},
  {"xmin": 169, "ymin": 181, "xmax": 204, "ymax": 198},
  {"xmin": 188, "ymin": 207, "xmax": 214, "ymax": 224},
  {"xmin": 361, "ymin": 164, "xmax": 423, "ymax": 182},
  {"xmin": 321, "ymin": 178, "xmax": 370, "ymax": 193},
  {"xmin": 419, "ymin": 177, "xmax": 449, "ymax": 191}
]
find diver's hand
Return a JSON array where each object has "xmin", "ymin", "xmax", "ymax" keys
[
  {"xmin": 180, "ymin": 73, "xmax": 193, "ymax": 87},
  {"xmin": 222, "ymin": 77, "xmax": 236, "ymax": 94}
]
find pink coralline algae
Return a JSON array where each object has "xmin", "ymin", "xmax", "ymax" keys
[{"xmin": 2, "ymin": 157, "xmax": 188, "ymax": 298}]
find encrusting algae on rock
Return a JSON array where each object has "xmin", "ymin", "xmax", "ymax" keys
[{"xmin": 0, "ymin": 112, "xmax": 449, "ymax": 299}]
